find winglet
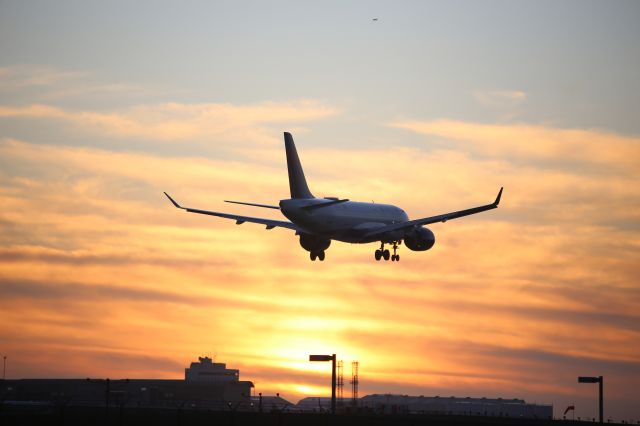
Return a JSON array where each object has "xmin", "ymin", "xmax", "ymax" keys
[
  {"xmin": 494, "ymin": 187, "xmax": 503, "ymax": 206},
  {"xmin": 164, "ymin": 192, "xmax": 184, "ymax": 209}
]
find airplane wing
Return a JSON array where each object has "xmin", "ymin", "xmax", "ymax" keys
[
  {"xmin": 164, "ymin": 192, "xmax": 303, "ymax": 232},
  {"xmin": 364, "ymin": 187, "xmax": 503, "ymax": 239}
]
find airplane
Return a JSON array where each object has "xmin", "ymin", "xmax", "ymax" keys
[{"xmin": 164, "ymin": 132, "xmax": 502, "ymax": 262}]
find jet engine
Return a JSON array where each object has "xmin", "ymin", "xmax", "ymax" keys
[
  {"xmin": 404, "ymin": 226, "xmax": 435, "ymax": 251},
  {"xmin": 299, "ymin": 233, "xmax": 331, "ymax": 252}
]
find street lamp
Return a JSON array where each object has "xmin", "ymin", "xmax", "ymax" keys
[
  {"xmin": 578, "ymin": 376, "xmax": 603, "ymax": 423},
  {"xmin": 309, "ymin": 354, "xmax": 336, "ymax": 415}
]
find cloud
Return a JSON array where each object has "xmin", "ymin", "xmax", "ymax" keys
[
  {"xmin": 0, "ymin": 100, "xmax": 339, "ymax": 143},
  {"xmin": 390, "ymin": 119, "xmax": 640, "ymax": 172},
  {"xmin": 474, "ymin": 90, "xmax": 527, "ymax": 107},
  {"xmin": 0, "ymin": 65, "xmax": 156, "ymax": 101},
  {"xmin": 0, "ymin": 117, "xmax": 639, "ymax": 417},
  {"xmin": 0, "ymin": 65, "xmax": 87, "ymax": 89}
]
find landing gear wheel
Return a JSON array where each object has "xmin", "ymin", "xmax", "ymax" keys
[
  {"xmin": 383, "ymin": 249, "xmax": 390, "ymax": 261},
  {"xmin": 318, "ymin": 251, "xmax": 325, "ymax": 261},
  {"xmin": 310, "ymin": 252, "xmax": 317, "ymax": 261},
  {"xmin": 374, "ymin": 250, "xmax": 382, "ymax": 261},
  {"xmin": 391, "ymin": 254, "xmax": 397, "ymax": 262},
  {"xmin": 396, "ymin": 254, "xmax": 400, "ymax": 262}
]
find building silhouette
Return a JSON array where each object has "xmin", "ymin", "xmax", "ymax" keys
[
  {"xmin": 185, "ymin": 356, "xmax": 240, "ymax": 383},
  {"xmin": 2, "ymin": 356, "xmax": 253, "ymax": 410}
]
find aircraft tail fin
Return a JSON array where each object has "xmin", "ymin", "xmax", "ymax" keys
[{"xmin": 284, "ymin": 132, "xmax": 314, "ymax": 199}]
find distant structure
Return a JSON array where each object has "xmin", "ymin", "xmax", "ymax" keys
[
  {"xmin": 296, "ymin": 395, "xmax": 551, "ymax": 419},
  {"xmin": 250, "ymin": 394, "xmax": 294, "ymax": 412},
  {"xmin": 3, "ymin": 356, "xmax": 253, "ymax": 410},
  {"xmin": 359, "ymin": 395, "xmax": 552, "ymax": 419},
  {"xmin": 185, "ymin": 356, "xmax": 240, "ymax": 383},
  {"xmin": 297, "ymin": 397, "xmax": 333, "ymax": 412},
  {"xmin": 350, "ymin": 361, "xmax": 359, "ymax": 406}
]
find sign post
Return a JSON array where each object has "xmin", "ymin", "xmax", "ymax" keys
[
  {"xmin": 310, "ymin": 354, "xmax": 336, "ymax": 415},
  {"xmin": 578, "ymin": 376, "xmax": 603, "ymax": 423}
]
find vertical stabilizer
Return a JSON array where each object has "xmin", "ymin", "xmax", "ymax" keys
[{"xmin": 284, "ymin": 132, "xmax": 314, "ymax": 199}]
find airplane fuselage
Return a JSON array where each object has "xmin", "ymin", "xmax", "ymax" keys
[{"xmin": 280, "ymin": 198, "xmax": 409, "ymax": 243}]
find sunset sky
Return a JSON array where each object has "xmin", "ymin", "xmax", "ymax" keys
[{"xmin": 1, "ymin": 0, "xmax": 639, "ymax": 421}]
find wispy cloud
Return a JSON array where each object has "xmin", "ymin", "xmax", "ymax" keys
[
  {"xmin": 0, "ymin": 65, "xmax": 153, "ymax": 102},
  {"xmin": 474, "ymin": 90, "xmax": 527, "ymax": 107},
  {"xmin": 390, "ymin": 119, "xmax": 640, "ymax": 172},
  {"xmin": 0, "ymin": 65, "xmax": 87, "ymax": 89},
  {"xmin": 0, "ymin": 101, "xmax": 339, "ymax": 143}
]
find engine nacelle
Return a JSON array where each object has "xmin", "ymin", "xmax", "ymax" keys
[
  {"xmin": 299, "ymin": 233, "xmax": 331, "ymax": 252},
  {"xmin": 404, "ymin": 226, "xmax": 435, "ymax": 251}
]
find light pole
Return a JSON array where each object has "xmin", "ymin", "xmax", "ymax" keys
[
  {"xmin": 578, "ymin": 376, "xmax": 603, "ymax": 423},
  {"xmin": 309, "ymin": 354, "xmax": 336, "ymax": 415},
  {"xmin": 2, "ymin": 355, "xmax": 6, "ymax": 380}
]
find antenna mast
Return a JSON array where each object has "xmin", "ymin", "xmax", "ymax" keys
[{"xmin": 350, "ymin": 361, "xmax": 359, "ymax": 406}]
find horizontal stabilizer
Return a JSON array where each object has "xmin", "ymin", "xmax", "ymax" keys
[
  {"xmin": 225, "ymin": 200, "xmax": 280, "ymax": 210},
  {"xmin": 301, "ymin": 199, "xmax": 349, "ymax": 211}
]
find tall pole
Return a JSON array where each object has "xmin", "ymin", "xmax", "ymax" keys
[
  {"xmin": 598, "ymin": 376, "xmax": 603, "ymax": 424},
  {"xmin": 331, "ymin": 354, "xmax": 336, "ymax": 415},
  {"xmin": 2, "ymin": 356, "xmax": 5, "ymax": 380}
]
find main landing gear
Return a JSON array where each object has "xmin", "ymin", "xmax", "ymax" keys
[
  {"xmin": 375, "ymin": 241, "xmax": 400, "ymax": 262},
  {"xmin": 310, "ymin": 251, "xmax": 326, "ymax": 261}
]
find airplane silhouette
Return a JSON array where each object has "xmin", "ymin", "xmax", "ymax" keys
[{"xmin": 165, "ymin": 132, "xmax": 502, "ymax": 261}]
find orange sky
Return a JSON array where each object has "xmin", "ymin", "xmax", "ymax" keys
[
  {"xmin": 1, "ymin": 98, "xmax": 639, "ymax": 421},
  {"xmin": 2, "ymin": 1, "xmax": 640, "ymax": 420}
]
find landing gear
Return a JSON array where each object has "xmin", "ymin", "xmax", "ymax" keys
[
  {"xmin": 374, "ymin": 242, "xmax": 398, "ymax": 262},
  {"xmin": 375, "ymin": 242, "xmax": 390, "ymax": 261},
  {"xmin": 310, "ymin": 251, "xmax": 325, "ymax": 261},
  {"xmin": 391, "ymin": 241, "xmax": 400, "ymax": 262}
]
